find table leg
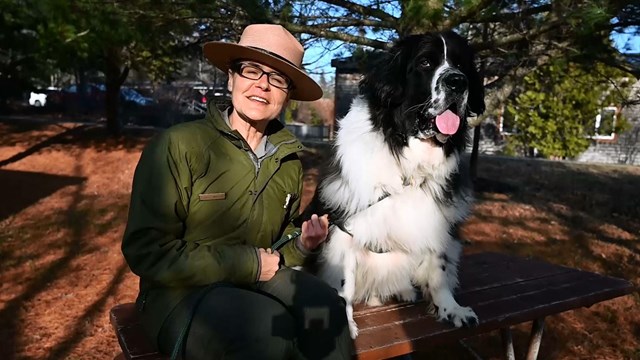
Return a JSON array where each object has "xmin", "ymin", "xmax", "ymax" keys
[
  {"xmin": 500, "ymin": 327, "xmax": 515, "ymax": 360},
  {"xmin": 525, "ymin": 318, "xmax": 545, "ymax": 360},
  {"xmin": 458, "ymin": 339, "xmax": 485, "ymax": 360}
]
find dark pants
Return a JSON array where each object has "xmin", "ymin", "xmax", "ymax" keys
[{"xmin": 157, "ymin": 268, "xmax": 353, "ymax": 359}]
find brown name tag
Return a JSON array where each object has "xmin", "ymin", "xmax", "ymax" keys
[{"xmin": 198, "ymin": 193, "xmax": 226, "ymax": 201}]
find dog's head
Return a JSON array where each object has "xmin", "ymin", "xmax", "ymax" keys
[{"xmin": 359, "ymin": 31, "xmax": 485, "ymax": 156}]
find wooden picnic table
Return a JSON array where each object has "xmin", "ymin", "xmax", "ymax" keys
[{"xmin": 110, "ymin": 252, "xmax": 636, "ymax": 360}]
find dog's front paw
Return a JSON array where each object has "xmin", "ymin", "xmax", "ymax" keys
[
  {"xmin": 437, "ymin": 305, "xmax": 478, "ymax": 328},
  {"xmin": 398, "ymin": 289, "xmax": 418, "ymax": 303},
  {"xmin": 366, "ymin": 296, "xmax": 383, "ymax": 307},
  {"xmin": 348, "ymin": 318, "xmax": 359, "ymax": 339}
]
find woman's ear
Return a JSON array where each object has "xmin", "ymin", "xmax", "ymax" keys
[{"xmin": 227, "ymin": 70, "xmax": 234, "ymax": 92}]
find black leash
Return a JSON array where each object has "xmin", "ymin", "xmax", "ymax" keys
[
  {"xmin": 270, "ymin": 229, "xmax": 301, "ymax": 251},
  {"xmin": 169, "ymin": 230, "xmax": 301, "ymax": 359},
  {"xmin": 170, "ymin": 283, "xmax": 226, "ymax": 360},
  {"xmin": 328, "ymin": 191, "xmax": 391, "ymax": 238}
]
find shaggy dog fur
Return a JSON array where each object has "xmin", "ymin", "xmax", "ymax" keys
[{"xmin": 312, "ymin": 31, "xmax": 486, "ymax": 338}]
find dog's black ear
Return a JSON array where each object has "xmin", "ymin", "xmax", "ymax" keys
[
  {"xmin": 466, "ymin": 60, "xmax": 485, "ymax": 117},
  {"xmin": 359, "ymin": 36, "xmax": 421, "ymax": 107}
]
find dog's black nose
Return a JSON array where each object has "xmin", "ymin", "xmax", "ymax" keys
[{"xmin": 443, "ymin": 73, "xmax": 467, "ymax": 93}]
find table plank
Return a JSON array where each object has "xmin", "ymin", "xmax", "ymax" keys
[{"xmin": 353, "ymin": 252, "xmax": 636, "ymax": 359}]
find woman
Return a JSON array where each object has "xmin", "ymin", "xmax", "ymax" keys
[{"xmin": 122, "ymin": 24, "xmax": 352, "ymax": 359}]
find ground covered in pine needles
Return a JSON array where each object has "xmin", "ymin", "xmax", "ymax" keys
[{"xmin": 0, "ymin": 118, "xmax": 638, "ymax": 359}]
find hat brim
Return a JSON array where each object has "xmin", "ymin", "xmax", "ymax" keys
[{"xmin": 203, "ymin": 42, "xmax": 323, "ymax": 101}]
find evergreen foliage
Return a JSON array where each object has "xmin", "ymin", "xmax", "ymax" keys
[{"xmin": 505, "ymin": 62, "xmax": 633, "ymax": 159}]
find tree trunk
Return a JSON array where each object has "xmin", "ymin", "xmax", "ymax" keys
[
  {"xmin": 470, "ymin": 125, "xmax": 481, "ymax": 181},
  {"xmin": 469, "ymin": 23, "xmax": 489, "ymax": 182},
  {"xmin": 104, "ymin": 48, "xmax": 129, "ymax": 136},
  {"xmin": 105, "ymin": 83, "xmax": 121, "ymax": 136}
]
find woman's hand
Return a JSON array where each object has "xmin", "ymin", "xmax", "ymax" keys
[
  {"xmin": 300, "ymin": 214, "xmax": 330, "ymax": 251},
  {"xmin": 258, "ymin": 248, "xmax": 280, "ymax": 282}
]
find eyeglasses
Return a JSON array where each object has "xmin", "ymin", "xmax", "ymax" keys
[{"xmin": 232, "ymin": 62, "xmax": 292, "ymax": 90}]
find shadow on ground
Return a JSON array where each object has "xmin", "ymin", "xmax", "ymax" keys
[
  {"xmin": 0, "ymin": 169, "xmax": 85, "ymax": 221},
  {"xmin": 0, "ymin": 117, "xmax": 155, "ymax": 159}
]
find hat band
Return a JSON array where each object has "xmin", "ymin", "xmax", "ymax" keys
[{"xmin": 246, "ymin": 46, "xmax": 300, "ymax": 70}]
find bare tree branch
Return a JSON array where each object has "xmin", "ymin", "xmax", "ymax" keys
[
  {"xmin": 320, "ymin": 0, "xmax": 398, "ymax": 22},
  {"xmin": 283, "ymin": 22, "xmax": 390, "ymax": 49},
  {"xmin": 290, "ymin": 18, "xmax": 389, "ymax": 28}
]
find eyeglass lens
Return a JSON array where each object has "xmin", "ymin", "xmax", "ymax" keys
[{"xmin": 238, "ymin": 63, "xmax": 291, "ymax": 89}]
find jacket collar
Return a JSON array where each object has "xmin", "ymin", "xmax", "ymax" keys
[{"xmin": 206, "ymin": 103, "xmax": 303, "ymax": 151}]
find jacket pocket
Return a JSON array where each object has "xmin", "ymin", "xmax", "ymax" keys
[{"xmin": 198, "ymin": 192, "xmax": 226, "ymax": 201}]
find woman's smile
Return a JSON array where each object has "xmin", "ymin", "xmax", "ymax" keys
[{"xmin": 247, "ymin": 95, "xmax": 269, "ymax": 104}]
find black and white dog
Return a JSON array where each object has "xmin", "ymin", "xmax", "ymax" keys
[{"xmin": 315, "ymin": 31, "xmax": 485, "ymax": 338}]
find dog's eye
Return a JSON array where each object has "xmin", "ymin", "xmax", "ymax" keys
[{"xmin": 419, "ymin": 59, "xmax": 431, "ymax": 68}]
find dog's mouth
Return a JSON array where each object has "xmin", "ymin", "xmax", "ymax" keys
[{"xmin": 416, "ymin": 104, "xmax": 461, "ymax": 144}]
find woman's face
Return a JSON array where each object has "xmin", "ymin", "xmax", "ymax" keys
[{"xmin": 228, "ymin": 61, "xmax": 291, "ymax": 124}]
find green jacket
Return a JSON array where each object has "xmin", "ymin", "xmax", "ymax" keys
[{"xmin": 122, "ymin": 104, "xmax": 308, "ymax": 344}]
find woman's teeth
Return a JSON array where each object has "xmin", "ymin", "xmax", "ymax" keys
[{"xmin": 249, "ymin": 96, "xmax": 267, "ymax": 103}]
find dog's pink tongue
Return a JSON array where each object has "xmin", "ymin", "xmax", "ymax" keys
[{"xmin": 435, "ymin": 110, "xmax": 460, "ymax": 135}]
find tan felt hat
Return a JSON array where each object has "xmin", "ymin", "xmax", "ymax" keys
[{"xmin": 203, "ymin": 24, "xmax": 323, "ymax": 101}]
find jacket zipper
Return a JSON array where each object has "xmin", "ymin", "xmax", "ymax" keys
[{"xmin": 221, "ymin": 132, "xmax": 299, "ymax": 176}]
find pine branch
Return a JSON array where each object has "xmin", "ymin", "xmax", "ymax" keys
[
  {"xmin": 444, "ymin": 0, "xmax": 496, "ymax": 28},
  {"xmin": 472, "ymin": 4, "xmax": 553, "ymax": 24},
  {"xmin": 473, "ymin": 20, "xmax": 563, "ymax": 52}
]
